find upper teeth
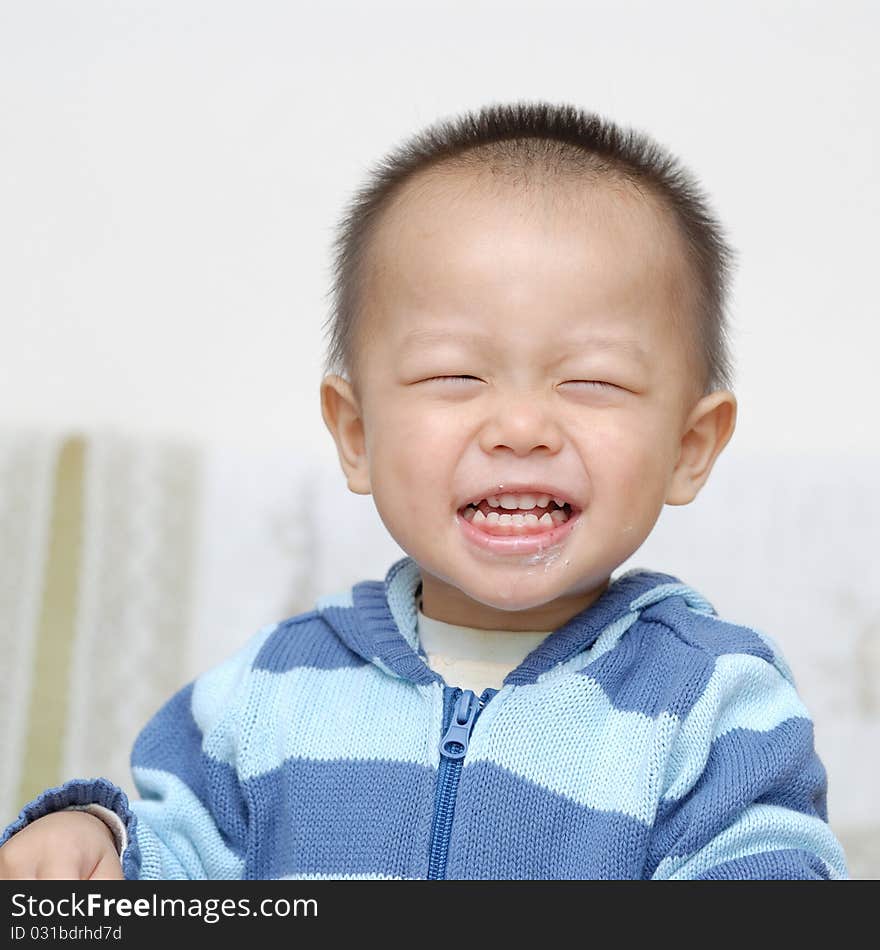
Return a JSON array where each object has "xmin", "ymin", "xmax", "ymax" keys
[{"xmin": 482, "ymin": 493, "xmax": 567, "ymax": 509}]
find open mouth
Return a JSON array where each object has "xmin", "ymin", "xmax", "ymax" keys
[{"xmin": 458, "ymin": 493, "xmax": 577, "ymax": 537}]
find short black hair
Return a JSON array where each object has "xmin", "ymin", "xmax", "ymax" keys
[{"xmin": 321, "ymin": 100, "xmax": 736, "ymax": 397}]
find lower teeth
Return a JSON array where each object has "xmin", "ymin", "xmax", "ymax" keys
[{"xmin": 463, "ymin": 508, "xmax": 569, "ymax": 533}]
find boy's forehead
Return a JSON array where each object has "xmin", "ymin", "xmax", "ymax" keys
[
  {"xmin": 356, "ymin": 162, "xmax": 700, "ymax": 392},
  {"xmin": 377, "ymin": 166, "xmax": 685, "ymax": 282},
  {"xmin": 365, "ymin": 167, "xmax": 694, "ymax": 342}
]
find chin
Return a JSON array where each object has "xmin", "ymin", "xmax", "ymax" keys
[{"xmin": 460, "ymin": 572, "xmax": 571, "ymax": 612}]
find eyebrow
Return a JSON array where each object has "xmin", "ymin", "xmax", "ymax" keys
[
  {"xmin": 400, "ymin": 328, "xmax": 649, "ymax": 365},
  {"xmin": 400, "ymin": 328, "xmax": 494, "ymax": 351},
  {"xmin": 551, "ymin": 336, "xmax": 649, "ymax": 368}
]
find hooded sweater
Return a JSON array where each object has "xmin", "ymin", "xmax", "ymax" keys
[{"xmin": 0, "ymin": 556, "xmax": 848, "ymax": 880}]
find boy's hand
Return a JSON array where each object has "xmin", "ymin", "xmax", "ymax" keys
[{"xmin": 0, "ymin": 811, "xmax": 124, "ymax": 880}]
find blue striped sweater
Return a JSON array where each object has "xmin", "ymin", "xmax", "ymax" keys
[{"xmin": 2, "ymin": 556, "xmax": 848, "ymax": 879}]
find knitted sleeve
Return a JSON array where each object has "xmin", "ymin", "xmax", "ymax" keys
[
  {"xmin": 646, "ymin": 648, "xmax": 849, "ymax": 880},
  {"xmin": 0, "ymin": 621, "xmax": 279, "ymax": 880}
]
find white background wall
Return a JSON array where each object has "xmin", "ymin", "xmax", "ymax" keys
[
  {"xmin": 2, "ymin": 1, "xmax": 878, "ymax": 874},
  {"xmin": 2, "ymin": 0, "xmax": 878, "ymax": 465}
]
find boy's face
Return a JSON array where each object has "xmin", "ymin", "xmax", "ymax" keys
[{"xmin": 322, "ymin": 169, "xmax": 736, "ymax": 631}]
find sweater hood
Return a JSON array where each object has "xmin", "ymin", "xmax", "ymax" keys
[{"xmin": 315, "ymin": 555, "xmax": 717, "ymax": 687}]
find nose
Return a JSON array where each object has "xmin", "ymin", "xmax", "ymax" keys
[{"xmin": 478, "ymin": 391, "xmax": 564, "ymax": 457}]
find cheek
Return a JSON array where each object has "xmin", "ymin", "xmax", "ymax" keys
[
  {"xmin": 366, "ymin": 400, "xmax": 461, "ymax": 513},
  {"xmin": 581, "ymin": 416, "xmax": 677, "ymax": 504},
  {"xmin": 371, "ymin": 403, "xmax": 458, "ymax": 464}
]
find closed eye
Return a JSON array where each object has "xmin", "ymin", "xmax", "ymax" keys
[
  {"xmin": 428, "ymin": 375, "xmax": 481, "ymax": 383},
  {"xmin": 422, "ymin": 377, "xmax": 622, "ymax": 391}
]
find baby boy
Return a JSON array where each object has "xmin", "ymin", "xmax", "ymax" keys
[{"xmin": 0, "ymin": 101, "xmax": 848, "ymax": 879}]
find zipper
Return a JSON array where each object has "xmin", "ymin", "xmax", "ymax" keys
[{"xmin": 426, "ymin": 685, "xmax": 496, "ymax": 879}]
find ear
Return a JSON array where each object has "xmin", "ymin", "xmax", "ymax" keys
[
  {"xmin": 666, "ymin": 390, "xmax": 737, "ymax": 506},
  {"xmin": 319, "ymin": 374, "xmax": 372, "ymax": 495}
]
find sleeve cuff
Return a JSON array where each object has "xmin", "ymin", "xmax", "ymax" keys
[{"xmin": 0, "ymin": 777, "xmax": 138, "ymax": 874}]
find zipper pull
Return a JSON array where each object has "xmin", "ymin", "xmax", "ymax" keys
[{"xmin": 439, "ymin": 689, "xmax": 479, "ymax": 760}]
